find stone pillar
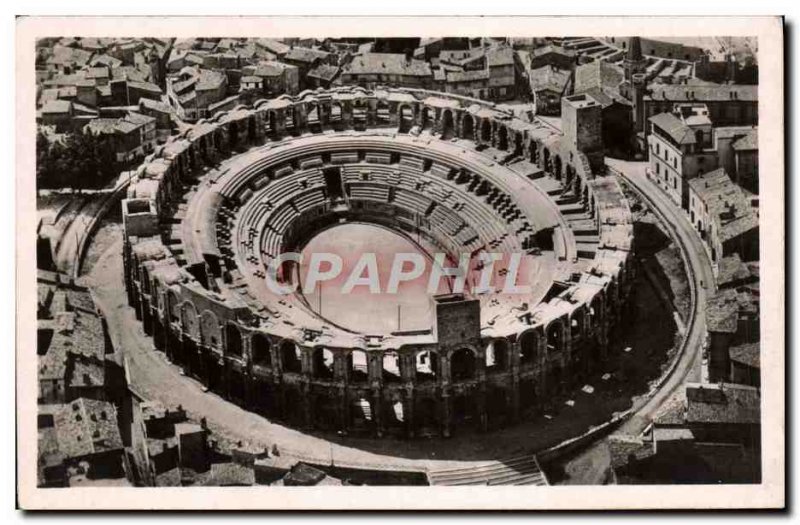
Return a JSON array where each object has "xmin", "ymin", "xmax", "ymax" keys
[
  {"xmin": 274, "ymin": 109, "xmax": 287, "ymax": 136},
  {"xmin": 403, "ymin": 386, "xmax": 415, "ymax": 439},
  {"xmin": 440, "ymin": 388, "xmax": 452, "ymax": 438},
  {"xmin": 295, "ymin": 104, "xmax": 308, "ymax": 132},
  {"xmin": 366, "ymin": 100, "xmax": 378, "ymax": 126},
  {"xmin": 372, "ymin": 388, "xmax": 383, "ymax": 437},
  {"xmin": 389, "ymin": 102, "xmax": 400, "ymax": 127},
  {"xmin": 341, "ymin": 101, "xmax": 353, "ymax": 129}
]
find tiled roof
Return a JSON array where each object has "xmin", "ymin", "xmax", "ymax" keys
[
  {"xmin": 284, "ymin": 46, "xmax": 329, "ymax": 64},
  {"xmin": 732, "ymin": 129, "xmax": 758, "ymax": 151},
  {"xmin": 649, "ymin": 112, "xmax": 695, "ymax": 145},
  {"xmin": 344, "ymin": 53, "xmax": 432, "ymax": 77},
  {"xmin": 41, "ymin": 100, "xmax": 72, "ymax": 114},
  {"xmin": 685, "ymin": 383, "xmax": 760, "ymax": 425},
  {"xmin": 53, "ymin": 398, "xmax": 122, "ymax": 458},
  {"xmin": 307, "ymin": 64, "xmax": 340, "ymax": 82},
  {"xmin": 730, "ymin": 342, "xmax": 760, "ymax": 369},
  {"xmin": 688, "ymin": 168, "xmax": 759, "ymax": 242},
  {"xmin": 529, "ymin": 65, "xmax": 572, "ymax": 94},
  {"xmin": 574, "ymin": 60, "xmax": 624, "ymax": 94},
  {"xmin": 717, "ymin": 254, "xmax": 753, "ymax": 288}
]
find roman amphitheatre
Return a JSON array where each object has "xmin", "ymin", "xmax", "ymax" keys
[{"xmin": 118, "ymin": 85, "xmax": 639, "ymax": 448}]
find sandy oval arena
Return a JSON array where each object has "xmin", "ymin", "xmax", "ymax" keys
[{"xmin": 121, "ymin": 86, "xmax": 634, "ymax": 438}]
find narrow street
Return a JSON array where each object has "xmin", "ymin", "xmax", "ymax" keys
[{"xmin": 606, "ymin": 158, "xmax": 714, "ymax": 435}]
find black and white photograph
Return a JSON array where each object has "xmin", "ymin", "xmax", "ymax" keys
[{"xmin": 15, "ymin": 15, "xmax": 784, "ymax": 510}]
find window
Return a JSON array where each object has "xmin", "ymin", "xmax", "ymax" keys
[{"xmin": 655, "ymin": 163, "xmax": 660, "ymax": 175}]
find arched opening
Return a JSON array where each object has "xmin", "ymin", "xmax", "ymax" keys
[
  {"xmin": 440, "ymin": 110, "xmax": 454, "ymax": 140},
  {"xmin": 519, "ymin": 330, "xmax": 539, "ymax": 366},
  {"xmin": 554, "ymin": 155, "xmax": 563, "ymax": 180},
  {"xmin": 313, "ymin": 392, "xmax": 338, "ymax": 430},
  {"xmin": 376, "ymin": 99, "xmax": 391, "ymax": 124},
  {"xmin": 452, "ymin": 392, "xmax": 477, "ymax": 430},
  {"xmin": 312, "ymin": 347, "xmax": 335, "ymax": 379},
  {"xmin": 547, "ymin": 320, "xmax": 564, "ymax": 354},
  {"xmin": 398, "ymin": 105, "xmax": 414, "ymax": 133},
  {"xmin": 252, "ymin": 333, "xmax": 272, "ymax": 367},
  {"xmin": 519, "ymin": 378, "xmax": 538, "ymax": 414},
  {"xmin": 382, "ymin": 351, "xmax": 402, "ymax": 383},
  {"xmin": 280, "ymin": 340, "xmax": 302, "ymax": 373},
  {"xmin": 497, "ymin": 125, "xmax": 509, "ymax": 150},
  {"xmin": 228, "ymin": 121, "xmax": 239, "ymax": 151},
  {"xmin": 529, "ymin": 141, "xmax": 539, "ymax": 164},
  {"xmin": 284, "ymin": 388, "xmax": 305, "ymax": 426},
  {"xmin": 350, "ymin": 397, "xmax": 374, "ymax": 432},
  {"xmin": 225, "ymin": 324, "xmax": 243, "ymax": 357},
  {"xmin": 348, "ymin": 349, "xmax": 369, "ymax": 383},
  {"xmin": 329, "ymin": 102, "xmax": 343, "ymax": 126},
  {"xmin": 543, "ymin": 148, "xmax": 551, "ymax": 172},
  {"xmin": 267, "ymin": 111, "xmax": 277, "ymax": 136},
  {"xmin": 514, "ymin": 132, "xmax": 523, "ymax": 156},
  {"xmin": 416, "ymin": 397, "xmax": 438, "ymax": 434},
  {"xmin": 451, "ymin": 348, "xmax": 476, "ymax": 381},
  {"xmin": 247, "ymin": 116, "xmax": 256, "ymax": 142},
  {"xmin": 486, "ymin": 387, "xmax": 509, "ymax": 428},
  {"xmin": 306, "ymin": 103, "xmax": 320, "ymax": 130},
  {"xmin": 571, "ymin": 309, "xmax": 585, "ymax": 343},
  {"xmin": 485, "ymin": 339, "xmax": 509, "ymax": 372},
  {"xmin": 384, "ymin": 397, "xmax": 405, "ymax": 434},
  {"xmin": 480, "ymin": 119, "xmax": 492, "ymax": 143},
  {"xmin": 420, "ymin": 106, "xmax": 432, "ymax": 131},
  {"xmin": 284, "ymin": 106, "xmax": 297, "ymax": 132},
  {"xmin": 352, "ymin": 100, "xmax": 367, "ymax": 129},
  {"xmin": 415, "ymin": 350, "xmax": 439, "ymax": 382},
  {"xmin": 460, "ymin": 114, "xmax": 474, "ymax": 140}
]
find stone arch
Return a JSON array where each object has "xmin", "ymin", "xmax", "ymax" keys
[
  {"xmin": 266, "ymin": 110, "xmax": 278, "ymax": 135},
  {"xmin": 306, "ymin": 102, "xmax": 320, "ymax": 127},
  {"xmin": 381, "ymin": 350, "xmax": 401, "ymax": 383},
  {"xmin": 348, "ymin": 348, "xmax": 369, "ymax": 383},
  {"xmin": 513, "ymin": 132, "xmax": 523, "ymax": 156},
  {"xmin": 497, "ymin": 125, "xmax": 509, "ymax": 150},
  {"xmin": 312, "ymin": 347, "xmax": 335, "ymax": 379},
  {"xmin": 376, "ymin": 98, "xmax": 391, "ymax": 124},
  {"xmin": 450, "ymin": 347, "xmax": 477, "ymax": 381},
  {"xmin": 225, "ymin": 323, "xmax": 243, "ymax": 357},
  {"xmin": 440, "ymin": 109, "xmax": 455, "ymax": 140},
  {"xmin": 252, "ymin": 332, "xmax": 272, "ymax": 366},
  {"xmin": 200, "ymin": 310, "xmax": 222, "ymax": 349},
  {"xmin": 280, "ymin": 339, "xmax": 302, "ymax": 373},
  {"xmin": 180, "ymin": 301, "xmax": 200, "ymax": 341},
  {"xmin": 480, "ymin": 119, "xmax": 492, "ymax": 143},
  {"xmin": 398, "ymin": 104, "xmax": 414, "ymax": 133},
  {"xmin": 167, "ymin": 290, "xmax": 181, "ymax": 324},
  {"xmin": 546, "ymin": 318, "xmax": 566, "ymax": 353},
  {"xmin": 519, "ymin": 328, "xmax": 541, "ymax": 366},
  {"xmin": 350, "ymin": 396, "xmax": 374, "ymax": 431},
  {"xmin": 329, "ymin": 101, "xmax": 343, "ymax": 125},
  {"xmin": 460, "ymin": 113, "xmax": 474, "ymax": 140},
  {"xmin": 529, "ymin": 140, "xmax": 540, "ymax": 164},
  {"xmin": 485, "ymin": 338, "xmax": 510, "ymax": 372},
  {"xmin": 415, "ymin": 349, "xmax": 439, "ymax": 382},
  {"xmin": 420, "ymin": 106, "xmax": 433, "ymax": 131}
]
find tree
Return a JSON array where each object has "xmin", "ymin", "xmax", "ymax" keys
[{"xmin": 36, "ymin": 128, "xmax": 120, "ymax": 190}]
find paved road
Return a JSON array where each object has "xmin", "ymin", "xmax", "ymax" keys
[{"xmin": 606, "ymin": 158, "xmax": 714, "ymax": 435}]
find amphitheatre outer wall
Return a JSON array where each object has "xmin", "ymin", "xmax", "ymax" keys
[{"xmin": 120, "ymin": 86, "xmax": 635, "ymax": 439}]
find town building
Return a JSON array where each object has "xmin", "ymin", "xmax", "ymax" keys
[
  {"xmin": 686, "ymin": 167, "xmax": 759, "ymax": 265},
  {"xmin": 38, "ymin": 398, "xmax": 127, "ymax": 487},
  {"xmin": 647, "ymin": 105, "xmax": 719, "ymax": 208},
  {"xmin": 166, "ymin": 67, "xmax": 228, "ymax": 121},
  {"xmin": 529, "ymin": 65, "xmax": 573, "ymax": 115},
  {"xmin": 339, "ymin": 53, "xmax": 433, "ymax": 90},
  {"xmin": 242, "ymin": 61, "xmax": 300, "ymax": 97}
]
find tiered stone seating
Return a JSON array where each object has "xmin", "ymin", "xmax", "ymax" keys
[{"xmin": 427, "ymin": 455, "xmax": 548, "ymax": 486}]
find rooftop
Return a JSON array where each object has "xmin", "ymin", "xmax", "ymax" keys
[
  {"xmin": 344, "ymin": 53, "xmax": 432, "ymax": 77},
  {"xmin": 646, "ymin": 84, "xmax": 757, "ymax": 103},
  {"xmin": 687, "ymin": 168, "xmax": 759, "ymax": 242},
  {"xmin": 53, "ymin": 398, "xmax": 123, "ymax": 458},
  {"xmin": 649, "ymin": 111, "xmax": 696, "ymax": 145},
  {"xmin": 685, "ymin": 383, "xmax": 760, "ymax": 425}
]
